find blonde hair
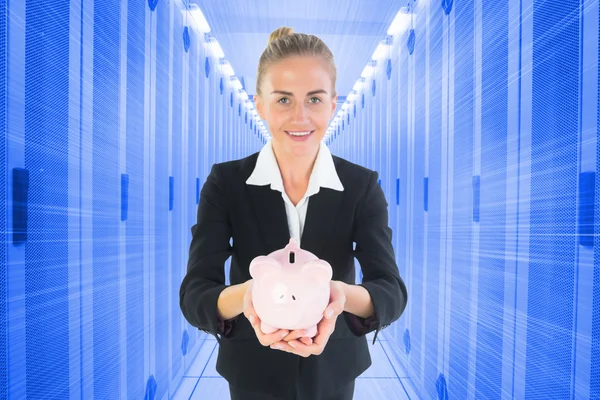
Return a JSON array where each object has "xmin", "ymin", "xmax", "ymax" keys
[{"xmin": 256, "ymin": 26, "xmax": 337, "ymax": 97}]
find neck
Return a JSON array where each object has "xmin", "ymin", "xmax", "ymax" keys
[{"xmin": 271, "ymin": 141, "xmax": 319, "ymax": 186}]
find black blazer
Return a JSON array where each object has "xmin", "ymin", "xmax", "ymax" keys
[{"xmin": 180, "ymin": 151, "xmax": 407, "ymax": 399}]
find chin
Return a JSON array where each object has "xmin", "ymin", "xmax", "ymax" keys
[{"xmin": 288, "ymin": 138, "xmax": 321, "ymax": 153}]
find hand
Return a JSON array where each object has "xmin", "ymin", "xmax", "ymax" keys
[
  {"xmin": 281, "ymin": 329, "xmax": 314, "ymax": 346},
  {"xmin": 270, "ymin": 280, "xmax": 347, "ymax": 357},
  {"xmin": 242, "ymin": 280, "xmax": 292, "ymax": 347}
]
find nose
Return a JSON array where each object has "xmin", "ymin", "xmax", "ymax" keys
[{"xmin": 292, "ymin": 102, "xmax": 309, "ymax": 123}]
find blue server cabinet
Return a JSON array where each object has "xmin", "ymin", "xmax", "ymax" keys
[
  {"xmin": 92, "ymin": 0, "xmax": 122, "ymax": 398},
  {"xmin": 154, "ymin": 1, "xmax": 171, "ymax": 397},
  {"xmin": 447, "ymin": 1, "xmax": 475, "ymax": 399},
  {"xmin": 171, "ymin": 2, "xmax": 184, "ymax": 384},
  {"xmin": 23, "ymin": 1, "xmax": 70, "ymax": 398},
  {"xmin": 0, "ymin": 1, "xmax": 7, "ymax": 397}
]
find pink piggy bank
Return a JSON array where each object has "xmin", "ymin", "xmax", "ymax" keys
[{"xmin": 249, "ymin": 238, "xmax": 333, "ymax": 338}]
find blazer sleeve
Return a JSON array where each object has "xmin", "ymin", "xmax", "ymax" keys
[
  {"xmin": 343, "ymin": 170, "xmax": 408, "ymax": 345},
  {"xmin": 180, "ymin": 163, "xmax": 238, "ymax": 342}
]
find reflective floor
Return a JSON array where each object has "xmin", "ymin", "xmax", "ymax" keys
[{"xmin": 173, "ymin": 332, "xmax": 421, "ymax": 400}]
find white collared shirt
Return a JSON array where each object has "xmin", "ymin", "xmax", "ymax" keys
[{"xmin": 246, "ymin": 139, "xmax": 344, "ymax": 246}]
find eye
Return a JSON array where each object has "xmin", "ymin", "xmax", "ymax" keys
[
  {"xmin": 278, "ymin": 97, "xmax": 290, "ymax": 104},
  {"xmin": 271, "ymin": 283, "xmax": 288, "ymax": 304},
  {"xmin": 309, "ymin": 97, "xmax": 321, "ymax": 104}
]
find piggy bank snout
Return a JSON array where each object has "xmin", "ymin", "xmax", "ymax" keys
[
  {"xmin": 270, "ymin": 282, "xmax": 299, "ymax": 304},
  {"xmin": 253, "ymin": 278, "xmax": 330, "ymax": 329}
]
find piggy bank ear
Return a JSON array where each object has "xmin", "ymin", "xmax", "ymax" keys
[
  {"xmin": 249, "ymin": 256, "xmax": 282, "ymax": 279},
  {"xmin": 301, "ymin": 260, "xmax": 333, "ymax": 283}
]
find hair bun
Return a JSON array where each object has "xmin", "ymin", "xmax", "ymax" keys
[{"xmin": 268, "ymin": 27, "xmax": 294, "ymax": 45}]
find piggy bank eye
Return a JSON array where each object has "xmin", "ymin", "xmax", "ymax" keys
[{"xmin": 272, "ymin": 283, "xmax": 288, "ymax": 304}]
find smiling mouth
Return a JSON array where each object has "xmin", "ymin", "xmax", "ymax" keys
[{"xmin": 285, "ymin": 130, "xmax": 315, "ymax": 137}]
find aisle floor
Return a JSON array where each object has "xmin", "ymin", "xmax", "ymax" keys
[{"xmin": 173, "ymin": 332, "xmax": 421, "ymax": 400}]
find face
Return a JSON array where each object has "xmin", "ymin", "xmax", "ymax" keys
[{"xmin": 254, "ymin": 56, "xmax": 338, "ymax": 159}]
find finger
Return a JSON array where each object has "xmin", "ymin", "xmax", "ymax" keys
[
  {"xmin": 324, "ymin": 288, "xmax": 345, "ymax": 319},
  {"xmin": 329, "ymin": 281, "xmax": 343, "ymax": 299},
  {"xmin": 313, "ymin": 319, "xmax": 335, "ymax": 346},
  {"xmin": 248, "ymin": 317, "xmax": 272, "ymax": 345},
  {"xmin": 282, "ymin": 329, "xmax": 306, "ymax": 342},
  {"xmin": 242, "ymin": 290, "xmax": 254, "ymax": 316},
  {"xmin": 243, "ymin": 304, "xmax": 257, "ymax": 326},
  {"xmin": 323, "ymin": 306, "xmax": 335, "ymax": 320},
  {"xmin": 299, "ymin": 337, "xmax": 313, "ymax": 346},
  {"xmin": 242, "ymin": 282, "xmax": 254, "ymax": 307},
  {"xmin": 323, "ymin": 297, "xmax": 344, "ymax": 319},
  {"xmin": 269, "ymin": 341, "xmax": 288, "ymax": 351},
  {"xmin": 287, "ymin": 340, "xmax": 323, "ymax": 357},
  {"xmin": 269, "ymin": 340, "xmax": 299, "ymax": 353},
  {"xmin": 244, "ymin": 313, "xmax": 276, "ymax": 346},
  {"xmin": 271, "ymin": 340, "xmax": 314, "ymax": 358},
  {"xmin": 260, "ymin": 329, "xmax": 290, "ymax": 347},
  {"xmin": 324, "ymin": 300, "xmax": 345, "ymax": 319},
  {"xmin": 243, "ymin": 280, "xmax": 253, "ymax": 297}
]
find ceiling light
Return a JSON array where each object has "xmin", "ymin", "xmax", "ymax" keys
[
  {"xmin": 188, "ymin": 4, "xmax": 210, "ymax": 33},
  {"xmin": 387, "ymin": 8, "xmax": 411, "ymax": 36},
  {"xmin": 207, "ymin": 37, "xmax": 224, "ymax": 59},
  {"xmin": 219, "ymin": 60, "xmax": 234, "ymax": 76},
  {"xmin": 230, "ymin": 77, "xmax": 242, "ymax": 91},
  {"xmin": 361, "ymin": 61, "xmax": 377, "ymax": 79},
  {"xmin": 373, "ymin": 40, "xmax": 390, "ymax": 60}
]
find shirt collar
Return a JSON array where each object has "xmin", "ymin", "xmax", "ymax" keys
[{"xmin": 246, "ymin": 139, "xmax": 344, "ymax": 195}]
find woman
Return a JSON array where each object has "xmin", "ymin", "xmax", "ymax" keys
[{"xmin": 180, "ymin": 27, "xmax": 408, "ymax": 400}]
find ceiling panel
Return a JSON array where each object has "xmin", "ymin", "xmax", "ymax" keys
[{"xmin": 192, "ymin": 0, "xmax": 401, "ymax": 101}]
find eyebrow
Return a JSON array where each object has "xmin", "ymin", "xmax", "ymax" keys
[{"xmin": 271, "ymin": 89, "xmax": 328, "ymax": 96}]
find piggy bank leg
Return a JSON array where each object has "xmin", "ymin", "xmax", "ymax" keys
[
  {"xmin": 261, "ymin": 321, "xmax": 277, "ymax": 334},
  {"xmin": 304, "ymin": 325, "xmax": 318, "ymax": 338}
]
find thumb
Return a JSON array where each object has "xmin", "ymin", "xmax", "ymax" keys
[
  {"xmin": 244, "ymin": 279, "xmax": 253, "ymax": 295},
  {"xmin": 324, "ymin": 301, "xmax": 344, "ymax": 319},
  {"xmin": 325, "ymin": 283, "xmax": 345, "ymax": 319},
  {"xmin": 243, "ymin": 280, "xmax": 254, "ymax": 306}
]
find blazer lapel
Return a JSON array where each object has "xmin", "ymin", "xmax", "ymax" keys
[
  {"xmin": 246, "ymin": 184, "xmax": 290, "ymax": 255},
  {"xmin": 300, "ymin": 188, "xmax": 344, "ymax": 257}
]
